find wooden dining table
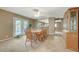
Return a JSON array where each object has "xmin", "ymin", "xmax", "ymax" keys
[
  {"xmin": 31, "ymin": 29, "xmax": 42, "ymax": 40},
  {"xmin": 31, "ymin": 29, "xmax": 42, "ymax": 33},
  {"xmin": 25, "ymin": 28, "xmax": 48, "ymax": 46}
]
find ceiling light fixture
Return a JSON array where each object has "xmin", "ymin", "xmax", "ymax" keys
[{"xmin": 33, "ymin": 9, "xmax": 40, "ymax": 18}]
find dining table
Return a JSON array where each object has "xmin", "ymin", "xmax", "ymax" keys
[
  {"xmin": 31, "ymin": 29, "xmax": 42, "ymax": 40},
  {"xmin": 31, "ymin": 29, "xmax": 42, "ymax": 33}
]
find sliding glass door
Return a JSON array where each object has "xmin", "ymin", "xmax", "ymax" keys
[
  {"xmin": 15, "ymin": 20, "xmax": 21, "ymax": 36},
  {"xmin": 13, "ymin": 17, "xmax": 22, "ymax": 37},
  {"xmin": 13, "ymin": 17, "xmax": 29, "ymax": 37}
]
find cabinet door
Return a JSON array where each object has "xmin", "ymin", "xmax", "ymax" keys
[
  {"xmin": 73, "ymin": 33, "xmax": 78, "ymax": 51},
  {"xmin": 70, "ymin": 12, "xmax": 77, "ymax": 32},
  {"xmin": 66, "ymin": 33, "xmax": 74, "ymax": 50},
  {"xmin": 69, "ymin": 11, "xmax": 78, "ymax": 51}
]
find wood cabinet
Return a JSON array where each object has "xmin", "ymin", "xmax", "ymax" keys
[{"xmin": 64, "ymin": 7, "xmax": 79, "ymax": 51}]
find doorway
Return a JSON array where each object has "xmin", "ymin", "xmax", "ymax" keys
[{"xmin": 54, "ymin": 19, "xmax": 63, "ymax": 35}]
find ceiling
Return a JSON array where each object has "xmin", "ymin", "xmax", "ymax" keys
[{"xmin": 0, "ymin": 7, "xmax": 69, "ymax": 19}]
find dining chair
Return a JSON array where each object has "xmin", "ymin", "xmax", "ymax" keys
[
  {"xmin": 25, "ymin": 29, "xmax": 33, "ymax": 47},
  {"xmin": 43, "ymin": 29, "xmax": 48, "ymax": 39},
  {"xmin": 35, "ymin": 31, "xmax": 44, "ymax": 42}
]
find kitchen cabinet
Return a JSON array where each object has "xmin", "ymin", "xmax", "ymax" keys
[{"xmin": 64, "ymin": 7, "xmax": 79, "ymax": 51}]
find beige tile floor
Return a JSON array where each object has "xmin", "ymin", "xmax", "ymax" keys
[{"xmin": 0, "ymin": 35, "xmax": 73, "ymax": 52}]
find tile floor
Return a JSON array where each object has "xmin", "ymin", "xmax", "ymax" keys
[{"xmin": 0, "ymin": 35, "xmax": 73, "ymax": 52}]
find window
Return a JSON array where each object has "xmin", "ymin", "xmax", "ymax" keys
[
  {"xmin": 23, "ymin": 20, "xmax": 29, "ymax": 34},
  {"xmin": 13, "ymin": 17, "xmax": 29, "ymax": 37},
  {"xmin": 15, "ymin": 20, "xmax": 21, "ymax": 36}
]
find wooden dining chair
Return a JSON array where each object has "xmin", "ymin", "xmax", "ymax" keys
[
  {"xmin": 25, "ymin": 29, "xmax": 33, "ymax": 47},
  {"xmin": 43, "ymin": 29, "xmax": 48, "ymax": 39},
  {"xmin": 35, "ymin": 31, "xmax": 44, "ymax": 42}
]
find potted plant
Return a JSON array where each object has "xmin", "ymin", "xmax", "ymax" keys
[{"xmin": 28, "ymin": 23, "xmax": 32, "ymax": 29}]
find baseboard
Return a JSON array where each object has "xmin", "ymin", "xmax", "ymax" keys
[{"xmin": 0, "ymin": 37, "xmax": 12, "ymax": 42}]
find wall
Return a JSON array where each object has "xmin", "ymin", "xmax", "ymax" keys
[
  {"xmin": 48, "ymin": 17, "xmax": 55, "ymax": 35},
  {"xmin": 29, "ymin": 19, "xmax": 36, "ymax": 28},
  {"xmin": 0, "ymin": 9, "xmax": 35, "ymax": 40},
  {"xmin": 0, "ymin": 9, "xmax": 13, "ymax": 40}
]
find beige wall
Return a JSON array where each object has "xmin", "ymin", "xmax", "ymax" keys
[
  {"xmin": 29, "ymin": 19, "xmax": 36, "ymax": 28},
  {"xmin": 0, "ymin": 9, "xmax": 13, "ymax": 40},
  {"xmin": 0, "ymin": 9, "xmax": 35, "ymax": 40}
]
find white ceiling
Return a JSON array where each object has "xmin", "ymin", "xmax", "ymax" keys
[{"xmin": 0, "ymin": 7, "xmax": 69, "ymax": 19}]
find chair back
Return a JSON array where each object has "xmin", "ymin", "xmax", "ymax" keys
[{"xmin": 25, "ymin": 29, "xmax": 32, "ymax": 40}]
